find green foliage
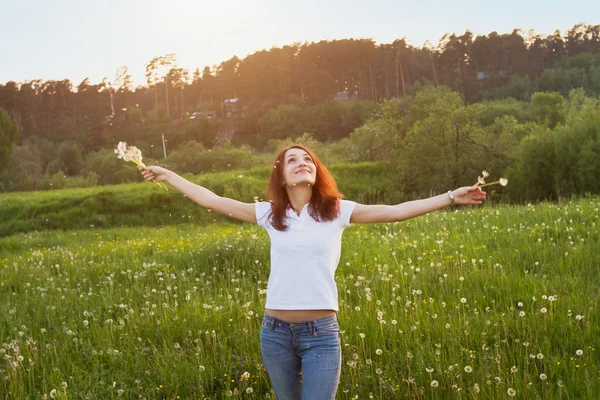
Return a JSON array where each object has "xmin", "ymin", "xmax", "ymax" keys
[
  {"xmin": 258, "ymin": 100, "xmax": 377, "ymax": 146},
  {"xmin": 0, "ymin": 107, "xmax": 19, "ymax": 173},
  {"xmin": 463, "ymin": 98, "xmax": 528, "ymax": 126},
  {"xmin": 56, "ymin": 142, "xmax": 84, "ymax": 176},
  {"xmin": 480, "ymin": 75, "xmax": 533, "ymax": 101},
  {"xmin": 504, "ymin": 125, "xmax": 557, "ymax": 202},
  {"xmin": 165, "ymin": 141, "xmax": 256, "ymax": 174},
  {"xmin": 529, "ymin": 92, "xmax": 567, "ymax": 128},
  {"xmin": 553, "ymin": 94, "xmax": 600, "ymax": 197},
  {"xmin": 82, "ymin": 148, "xmax": 140, "ymax": 185}
]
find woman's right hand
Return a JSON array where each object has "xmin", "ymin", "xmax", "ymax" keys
[{"xmin": 140, "ymin": 166, "xmax": 170, "ymax": 182}]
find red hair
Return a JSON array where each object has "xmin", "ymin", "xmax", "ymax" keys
[{"xmin": 265, "ymin": 144, "xmax": 345, "ymax": 231}]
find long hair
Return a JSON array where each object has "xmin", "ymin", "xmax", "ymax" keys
[{"xmin": 265, "ymin": 144, "xmax": 344, "ymax": 231}]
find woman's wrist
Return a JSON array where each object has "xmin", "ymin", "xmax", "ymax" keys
[{"xmin": 447, "ymin": 190, "xmax": 456, "ymax": 207}]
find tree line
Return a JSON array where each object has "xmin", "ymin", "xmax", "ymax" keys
[{"xmin": 1, "ymin": 23, "xmax": 599, "ymax": 147}]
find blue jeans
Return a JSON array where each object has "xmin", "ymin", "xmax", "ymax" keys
[{"xmin": 260, "ymin": 313, "xmax": 342, "ymax": 400}]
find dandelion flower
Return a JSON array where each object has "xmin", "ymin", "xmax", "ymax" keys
[
  {"xmin": 500, "ymin": 178, "xmax": 508, "ymax": 186},
  {"xmin": 576, "ymin": 349, "xmax": 583, "ymax": 356},
  {"xmin": 49, "ymin": 390, "xmax": 57, "ymax": 399},
  {"xmin": 508, "ymin": 388, "xmax": 517, "ymax": 396},
  {"xmin": 540, "ymin": 307, "xmax": 547, "ymax": 313},
  {"xmin": 115, "ymin": 141, "xmax": 168, "ymax": 190},
  {"xmin": 540, "ymin": 373, "xmax": 547, "ymax": 380},
  {"xmin": 460, "ymin": 298, "xmax": 467, "ymax": 304},
  {"xmin": 464, "ymin": 366, "xmax": 473, "ymax": 373},
  {"xmin": 511, "ymin": 366, "xmax": 518, "ymax": 373},
  {"xmin": 376, "ymin": 349, "xmax": 383, "ymax": 355},
  {"xmin": 246, "ymin": 388, "xmax": 253, "ymax": 394},
  {"xmin": 431, "ymin": 380, "xmax": 439, "ymax": 388}
]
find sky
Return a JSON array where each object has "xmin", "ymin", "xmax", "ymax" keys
[{"xmin": 2, "ymin": 0, "xmax": 598, "ymax": 87}]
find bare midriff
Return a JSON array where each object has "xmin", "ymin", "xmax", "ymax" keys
[{"xmin": 265, "ymin": 309, "xmax": 336, "ymax": 323}]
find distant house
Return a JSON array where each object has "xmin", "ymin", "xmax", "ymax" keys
[
  {"xmin": 223, "ymin": 98, "xmax": 248, "ymax": 118},
  {"xmin": 334, "ymin": 91, "xmax": 350, "ymax": 101},
  {"xmin": 189, "ymin": 111, "xmax": 217, "ymax": 120}
]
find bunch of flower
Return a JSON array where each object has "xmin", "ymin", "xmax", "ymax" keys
[
  {"xmin": 115, "ymin": 141, "xmax": 168, "ymax": 190},
  {"xmin": 474, "ymin": 170, "xmax": 507, "ymax": 188}
]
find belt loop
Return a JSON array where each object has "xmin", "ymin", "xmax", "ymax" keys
[{"xmin": 310, "ymin": 321, "xmax": 316, "ymax": 335}]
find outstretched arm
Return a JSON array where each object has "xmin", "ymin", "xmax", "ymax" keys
[
  {"xmin": 141, "ymin": 166, "xmax": 257, "ymax": 224},
  {"xmin": 350, "ymin": 186, "xmax": 486, "ymax": 224}
]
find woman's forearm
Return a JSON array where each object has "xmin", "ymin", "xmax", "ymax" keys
[
  {"xmin": 165, "ymin": 170, "xmax": 219, "ymax": 208},
  {"xmin": 394, "ymin": 192, "xmax": 452, "ymax": 221}
]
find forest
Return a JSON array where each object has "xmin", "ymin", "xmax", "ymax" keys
[{"xmin": 0, "ymin": 22, "xmax": 599, "ymax": 202}]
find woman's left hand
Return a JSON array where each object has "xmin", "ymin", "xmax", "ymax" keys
[{"xmin": 452, "ymin": 186, "xmax": 487, "ymax": 205}]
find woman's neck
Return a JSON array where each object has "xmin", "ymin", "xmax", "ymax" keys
[{"xmin": 286, "ymin": 184, "xmax": 312, "ymax": 214}]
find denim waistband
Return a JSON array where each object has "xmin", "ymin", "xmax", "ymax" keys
[{"xmin": 262, "ymin": 312, "xmax": 338, "ymax": 331}]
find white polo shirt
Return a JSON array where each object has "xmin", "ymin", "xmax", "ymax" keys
[{"xmin": 254, "ymin": 199, "xmax": 357, "ymax": 311}]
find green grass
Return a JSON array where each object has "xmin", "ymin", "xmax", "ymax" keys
[{"xmin": 0, "ymin": 197, "xmax": 598, "ymax": 399}]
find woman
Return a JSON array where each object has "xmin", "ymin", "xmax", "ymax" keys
[{"xmin": 140, "ymin": 144, "xmax": 486, "ymax": 399}]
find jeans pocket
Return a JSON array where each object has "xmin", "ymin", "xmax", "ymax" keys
[{"xmin": 315, "ymin": 321, "xmax": 340, "ymax": 336}]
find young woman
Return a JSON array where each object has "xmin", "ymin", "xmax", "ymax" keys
[{"xmin": 140, "ymin": 144, "xmax": 486, "ymax": 399}]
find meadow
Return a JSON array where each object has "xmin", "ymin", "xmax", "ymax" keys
[{"xmin": 0, "ymin": 194, "xmax": 598, "ymax": 399}]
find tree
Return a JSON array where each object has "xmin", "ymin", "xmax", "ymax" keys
[
  {"xmin": 0, "ymin": 107, "xmax": 19, "ymax": 173},
  {"xmin": 57, "ymin": 142, "xmax": 84, "ymax": 176}
]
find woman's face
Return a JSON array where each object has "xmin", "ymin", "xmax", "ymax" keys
[{"xmin": 282, "ymin": 148, "xmax": 316, "ymax": 187}]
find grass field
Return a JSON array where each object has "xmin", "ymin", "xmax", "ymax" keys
[{"xmin": 0, "ymin": 196, "xmax": 598, "ymax": 399}]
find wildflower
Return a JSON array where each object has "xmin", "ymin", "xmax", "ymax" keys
[
  {"xmin": 464, "ymin": 366, "xmax": 473, "ymax": 373},
  {"xmin": 426, "ymin": 367, "xmax": 434, "ymax": 373},
  {"xmin": 376, "ymin": 349, "xmax": 383, "ymax": 355},
  {"xmin": 241, "ymin": 371, "xmax": 250, "ymax": 381},
  {"xmin": 115, "ymin": 141, "xmax": 168, "ymax": 190},
  {"xmin": 576, "ymin": 349, "xmax": 583, "ymax": 356},
  {"xmin": 519, "ymin": 311, "xmax": 525, "ymax": 317},
  {"xmin": 475, "ymin": 170, "xmax": 508, "ymax": 188},
  {"xmin": 508, "ymin": 388, "xmax": 517, "ymax": 396},
  {"xmin": 540, "ymin": 307, "xmax": 547, "ymax": 313},
  {"xmin": 511, "ymin": 366, "xmax": 518, "ymax": 373},
  {"xmin": 539, "ymin": 373, "xmax": 547, "ymax": 380},
  {"xmin": 50, "ymin": 390, "xmax": 57, "ymax": 399},
  {"xmin": 246, "ymin": 388, "xmax": 253, "ymax": 394},
  {"xmin": 376, "ymin": 368, "xmax": 383, "ymax": 375},
  {"xmin": 537, "ymin": 353, "xmax": 544, "ymax": 359},
  {"xmin": 473, "ymin": 383, "xmax": 480, "ymax": 393},
  {"xmin": 460, "ymin": 298, "xmax": 467, "ymax": 304},
  {"xmin": 431, "ymin": 380, "xmax": 439, "ymax": 388}
]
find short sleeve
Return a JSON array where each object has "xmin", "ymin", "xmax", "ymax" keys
[
  {"xmin": 339, "ymin": 199, "xmax": 357, "ymax": 228},
  {"xmin": 255, "ymin": 201, "xmax": 272, "ymax": 228}
]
